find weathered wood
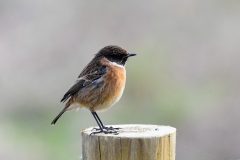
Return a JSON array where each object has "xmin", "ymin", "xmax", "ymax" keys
[{"xmin": 82, "ymin": 124, "xmax": 176, "ymax": 160}]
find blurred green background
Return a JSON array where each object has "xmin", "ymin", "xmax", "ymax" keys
[{"xmin": 1, "ymin": 0, "xmax": 240, "ymax": 160}]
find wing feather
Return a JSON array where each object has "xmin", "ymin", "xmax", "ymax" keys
[{"xmin": 60, "ymin": 65, "xmax": 107, "ymax": 102}]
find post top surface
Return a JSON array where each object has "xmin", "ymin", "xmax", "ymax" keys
[{"xmin": 82, "ymin": 124, "xmax": 176, "ymax": 138}]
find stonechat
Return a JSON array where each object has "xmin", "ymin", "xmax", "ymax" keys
[{"xmin": 51, "ymin": 45, "xmax": 136, "ymax": 134}]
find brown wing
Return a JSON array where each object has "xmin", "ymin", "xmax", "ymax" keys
[
  {"xmin": 78, "ymin": 57, "xmax": 100, "ymax": 77},
  {"xmin": 60, "ymin": 62, "xmax": 107, "ymax": 102}
]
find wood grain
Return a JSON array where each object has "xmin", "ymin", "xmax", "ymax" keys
[{"xmin": 82, "ymin": 124, "xmax": 176, "ymax": 160}]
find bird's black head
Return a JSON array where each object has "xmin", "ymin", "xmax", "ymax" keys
[{"xmin": 95, "ymin": 45, "xmax": 136, "ymax": 65}]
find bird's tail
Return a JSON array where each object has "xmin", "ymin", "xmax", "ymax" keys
[
  {"xmin": 51, "ymin": 108, "xmax": 67, "ymax": 125},
  {"xmin": 51, "ymin": 100, "xmax": 72, "ymax": 125}
]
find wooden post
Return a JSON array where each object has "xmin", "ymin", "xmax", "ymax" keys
[{"xmin": 82, "ymin": 124, "xmax": 176, "ymax": 160}]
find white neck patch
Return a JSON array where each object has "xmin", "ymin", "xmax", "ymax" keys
[{"xmin": 110, "ymin": 62, "xmax": 124, "ymax": 68}]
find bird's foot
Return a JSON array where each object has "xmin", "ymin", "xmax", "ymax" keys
[
  {"xmin": 91, "ymin": 126, "xmax": 120, "ymax": 135},
  {"xmin": 103, "ymin": 126, "xmax": 121, "ymax": 131},
  {"xmin": 90, "ymin": 130, "xmax": 119, "ymax": 135}
]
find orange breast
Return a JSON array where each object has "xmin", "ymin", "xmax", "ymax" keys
[{"xmin": 93, "ymin": 64, "xmax": 126, "ymax": 111}]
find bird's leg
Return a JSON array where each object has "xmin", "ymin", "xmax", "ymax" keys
[
  {"xmin": 91, "ymin": 112, "xmax": 117, "ymax": 134},
  {"xmin": 91, "ymin": 112, "xmax": 104, "ymax": 134},
  {"xmin": 93, "ymin": 112, "xmax": 121, "ymax": 132},
  {"xmin": 92, "ymin": 112, "xmax": 105, "ymax": 129}
]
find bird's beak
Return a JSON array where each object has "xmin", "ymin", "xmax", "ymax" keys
[{"xmin": 127, "ymin": 53, "xmax": 137, "ymax": 57}]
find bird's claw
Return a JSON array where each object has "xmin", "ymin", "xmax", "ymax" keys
[{"xmin": 90, "ymin": 126, "xmax": 121, "ymax": 135}]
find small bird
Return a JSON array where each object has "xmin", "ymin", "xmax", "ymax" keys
[{"xmin": 51, "ymin": 45, "xmax": 136, "ymax": 134}]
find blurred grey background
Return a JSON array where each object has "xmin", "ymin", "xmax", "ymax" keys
[{"xmin": 1, "ymin": 0, "xmax": 240, "ymax": 160}]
